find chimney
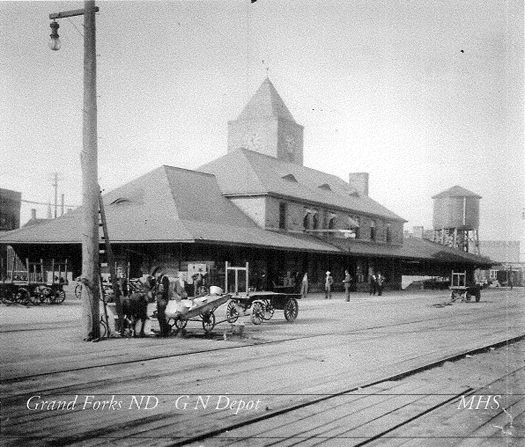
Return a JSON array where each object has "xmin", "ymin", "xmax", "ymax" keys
[
  {"xmin": 349, "ymin": 172, "xmax": 369, "ymax": 196},
  {"xmin": 31, "ymin": 209, "xmax": 37, "ymax": 220}
]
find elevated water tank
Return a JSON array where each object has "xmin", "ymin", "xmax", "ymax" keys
[{"xmin": 432, "ymin": 185, "xmax": 481, "ymax": 230}]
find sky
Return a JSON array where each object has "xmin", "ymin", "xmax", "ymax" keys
[{"xmin": 1, "ymin": 1, "xmax": 523, "ymax": 251}]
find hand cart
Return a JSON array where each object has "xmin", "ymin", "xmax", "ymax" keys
[
  {"xmin": 450, "ymin": 270, "xmax": 481, "ymax": 302},
  {"xmin": 166, "ymin": 293, "xmax": 231, "ymax": 334}
]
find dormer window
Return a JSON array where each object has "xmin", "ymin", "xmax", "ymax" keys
[
  {"xmin": 282, "ymin": 174, "xmax": 298, "ymax": 183},
  {"xmin": 318, "ymin": 183, "xmax": 332, "ymax": 191}
]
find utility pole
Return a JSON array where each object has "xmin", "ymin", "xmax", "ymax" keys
[
  {"xmin": 52, "ymin": 172, "xmax": 59, "ymax": 218},
  {"xmin": 49, "ymin": 1, "xmax": 101, "ymax": 340}
]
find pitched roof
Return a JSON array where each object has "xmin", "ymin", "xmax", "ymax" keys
[
  {"xmin": 329, "ymin": 236, "xmax": 493, "ymax": 266},
  {"xmin": 0, "ymin": 166, "xmax": 340, "ymax": 253},
  {"xmin": 235, "ymin": 78, "xmax": 296, "ymax": 122},
  {"xmin": 432, "ymin": 185, "xmax": 482, "ymax": 199},
  {"xmin": 199, "ymin": 148, "xmax": 405, "ymax": 221}
]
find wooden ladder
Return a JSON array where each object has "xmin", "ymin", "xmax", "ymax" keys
[{"xmin": 98, "ymin": 191, "xmax": 124, "ymax": 336}]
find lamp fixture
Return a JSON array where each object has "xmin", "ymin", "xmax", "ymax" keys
[{"xmin": 49, "ymin": 20, "xmax": 61, "ymax": 51}]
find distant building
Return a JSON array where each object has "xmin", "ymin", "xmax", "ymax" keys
[
  {"xmin": 0, "ymin": 188, "xmax": 21, "ymax": 231},
  {"xmin": 479, "ymin": 240, "xmax": 523, "ymax": 287}
]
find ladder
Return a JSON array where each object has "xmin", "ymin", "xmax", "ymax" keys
[{"xmin": 98, "ymin": 191, "xmax": 124, "ymax": 336}]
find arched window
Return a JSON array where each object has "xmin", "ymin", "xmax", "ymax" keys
[
  {"xmin": 370, "ymin": 219, "xmax": 376, "ymax": 241},
  {"xmin": 328, "ymin": 213, "xmax": 336, "ymax": 229}
]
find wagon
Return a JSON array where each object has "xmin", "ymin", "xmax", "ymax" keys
[
  {"xmin": 166, "ymin": 293, "xmax": 231, "ymax": 334},
  {"xmin": 450, "ymin": 270, "xmax": 481, "ymax": 302},
  {"xmin": 225, "ymin": 291, "xmax": 300, "ymax": 325},
  {"xmin": 1, "ymin": 258, "xmax": 68, "ymax": 305}
]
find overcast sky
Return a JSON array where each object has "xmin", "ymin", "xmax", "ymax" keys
[{"xmin": 1, "ymin": 0, "xmax": 523, "ymax": 247}]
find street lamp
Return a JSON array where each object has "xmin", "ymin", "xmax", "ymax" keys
[
  {"xmin": 48, "ymin": 20, "xmax": 61, "ymax": 51},
  {"xmin": 48, "ymin": 1, "xmax": 104, "ymax": 341}
]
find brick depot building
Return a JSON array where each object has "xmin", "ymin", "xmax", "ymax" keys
[{"xmin": 0, "ymin": 79, "xmax": 491, "ymax": 291}]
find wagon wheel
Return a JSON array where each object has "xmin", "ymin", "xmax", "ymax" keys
[
  {"xmin": 283, "ymin": 298, "xmax": 299, "ymax": 322},
  {"xmin": 262, "ymin": 299, "xmax": 274, "ymax": 320},
  {"xmin": 2, "ymin": 291, "xmax": 16, "ymax": 305},
  {"xmin": 53, "ymin": 290, "xmax": 66, "ymax": 304},
  {"xmin": 28, "ymin": 290, "xmax": 42, "ymax": 306},
  {"xmin": 251, "ymin": 301, "xmax": 264, "ymax": 326},
  {"xmin": 16, "ymin": 288, "xmax": 31, "ymax": 305},
  {"xmin": 174, "ymin": 315, "xmax": 188, "ymax": 330},
  {"xmin": 202, "ymin": 312, "xmax": 216, "ymax": 333},
  {"xmin": 39, "ymin": 287, "xmax": 53, "ymax": 304},
  {"xmin": 226, "ymin": 301, "xmax": 239, "ymax": 323}
]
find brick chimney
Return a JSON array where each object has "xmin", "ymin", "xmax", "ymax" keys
[
  {"xmin": 31, "ymin": 209, "xmax": 37, "ymax": 220},
  {"xmin": 349, "ymin": 172, "xmax": 369, "ymax": 196}
]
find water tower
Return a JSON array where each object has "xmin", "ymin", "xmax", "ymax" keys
[{"xmin": 432, "ymin": 185, "xmax": 481, "ymax": 254}]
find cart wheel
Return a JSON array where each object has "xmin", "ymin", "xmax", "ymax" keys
[
  {"xmin": 99, "ymin": 317, "xmax": 108, "ymax": 338},
  {"xmin": 2, "ymin": 292, "xmax": 16, "ymax": 305},
  {"xmin": 251, "ymin": 301, "xmax": 264, "ymax": 325},
  {"xmin": 16, "ymin": 288, "xmax": 31, "ymax": 305},
  {"xmin": 262, "ymin": 299, "xmax": 274, "ymax": 320},
  {"xmin": 226, "ymin": 301, "xmax": 239, "ymax": 323},
  {"xmin": 53, "ymin": 290, "xmax": 66, "ymax": 304},
  {"xmin": 174, "ymin": 316, "xmax": 188, "ymax": 330},
  {"xmin": 202, "ymin": 312, "xmax": 215, "ymax": 333},
  {"xmin": 284, "ymin": 298, "xmax": 299, "ymax": 322},
  {"xmin": 75, "ymin": 284, "xmax": 82, "ymax": 299},
  {"xmin": 28, "ymin": 291, "xmax": 41, "ymax": 306}
]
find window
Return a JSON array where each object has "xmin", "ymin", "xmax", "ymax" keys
[
  {"xmin": 370, "ymin": 220, "xmax": 376, "ymax": 241},
  {"xmin": 386, "ymin": 223, "xmax": 392, "ymax": 243},
  {"xmin": 279, "ymin": 202, "xmax": 287, "ymax": 229},
  {"xmin": 328, "ymin": 213, "xmax": 336, "ymax": 229},
  {"xmin": 318, "ymin": 183, "xmax": 332, "ymax": 191},
  {"xmin": 348, "ymin": 215, "xmax": 360, "ymax": 239}
]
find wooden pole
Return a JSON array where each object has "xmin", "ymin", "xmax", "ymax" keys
[{"xmin": 80, "ymin": 0, "xmax": 101, "ymax": 340}]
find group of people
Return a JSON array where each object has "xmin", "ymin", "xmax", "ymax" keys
[
  {"xmin": 369, "ymin": 272, "xmax": 385, "ymax": 296},
  {"xmin": 321, "ymin": 270, "xmax": 353, "ymax": 301}
]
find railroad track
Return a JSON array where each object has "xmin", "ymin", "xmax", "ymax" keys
[
  {"xmin": 171, "ymin": 334, "xmax": 525, "ymax": 446},
  {"xmin": 1, "ymin": 306, "xmax": 515, "ymax": 386}
]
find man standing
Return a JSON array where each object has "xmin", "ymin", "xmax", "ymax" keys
[
  {"xmin": 369, "ymin": 273, "xmax": 377, "ymax": 296},
  {"xmin": 376, "ymin": 272, "xmax": 385, "ymax": 296},
  {"xmin": 155, "ymin": 273, "xmax": 171, "ymax": 337},
  {"xmin": 343, "ymin": 269, "xmax": 352, "ymax": 302},
  {"xmin": 300, "ymin": 273, "xmax": 308, "ymax": 298},
  {"xmin": 325, "ymin": 271, "xmax": 334, "ymax": 299}
]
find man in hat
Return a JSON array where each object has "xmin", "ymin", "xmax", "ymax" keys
[{"xmin": 325, "ymin": 271, "xmax": 334, "ymax": 299}]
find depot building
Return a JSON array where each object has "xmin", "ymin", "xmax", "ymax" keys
[{"xmin": 0, "ymin": 78, "xmax": 492, "ymax": 292}]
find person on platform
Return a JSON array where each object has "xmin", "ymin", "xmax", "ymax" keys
[
  {"xmin": 325, "ymin": 271, "xmax": 334, "ymax": 299},
  {"xmin": 343, "ymin": 270, "xmax": 352, "ymax": 302},
  {"xmin": 376, "ymin": 272, "xmax": 385, "ymax": 296},
  {"xmin": 369, "ymin": 273, "xmax": 377, "ymax": 296},
  {"xmin": 300, "ymin": 273, "xmax": 309, "ymax": 298}
]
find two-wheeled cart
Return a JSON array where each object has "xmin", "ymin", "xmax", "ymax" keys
[
  {"xmin": 450, "ymin": 270, "xmax": 481, "ymax": 303},
  {"xmin": 166, "ymin": 293, "xmax": 231, "ymax": 334},
  {"xmin": 223, "ymin": 262, "xmax": 300, "ymax": 325}
]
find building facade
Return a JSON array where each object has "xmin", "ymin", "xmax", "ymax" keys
[{"xmin": 0, "ymin": 79, "xmax": 492, "ymax": 293}]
